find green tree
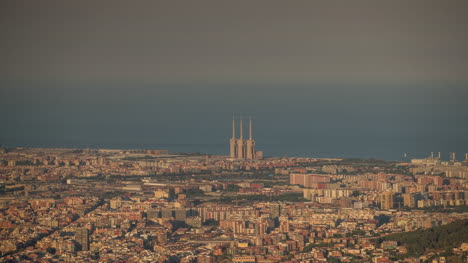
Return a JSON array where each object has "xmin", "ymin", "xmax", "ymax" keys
[{"xmin": 226, "ymin": 184, "xmax": 241, "ymax": 192}]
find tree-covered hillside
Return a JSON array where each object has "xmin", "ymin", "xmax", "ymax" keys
[{"xmin": 383, "ymin": 219, "xmax": 468, "ymax": 256}]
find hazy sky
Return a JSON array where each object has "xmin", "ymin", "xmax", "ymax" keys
[
  {"xmin": 1, "ymin": 0, "xmax": 467, "ymax": 84},
  {"xmin": 1, "ymin": 1, "xmax": 467, "ymax": 159}
]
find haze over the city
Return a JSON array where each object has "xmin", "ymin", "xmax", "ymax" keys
[{"xmin": 1, "ymin": 0, "xmax": 467, "ymax": 160}]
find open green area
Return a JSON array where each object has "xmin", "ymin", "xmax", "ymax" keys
[
  {"xmin": 383, "ymin": 219, "xmax": 468, "ymax": 257},
  {"xmin": 217, "ymin": 192, "xmax": 306, "ymax": 204},
  {"xmin": 414, "ymin": 205, "xmax": 468, "ymax": 214},
  {"xmin": 302, "ymin": 242, "xmax": 335, "ymax": 252}
]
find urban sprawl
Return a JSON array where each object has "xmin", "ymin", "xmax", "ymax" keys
[{"xmin": 0, "ymin": 147, "xmax": 467, "ymax": 263}]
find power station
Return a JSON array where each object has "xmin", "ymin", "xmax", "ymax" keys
[{"xmin": 230, "ymin": 117, "xmax": 263, "ymax": 160}]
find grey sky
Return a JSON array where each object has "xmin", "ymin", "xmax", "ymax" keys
[
  {"xmin": 1, "ymin": 0, "xmax": 467, "ymax": 84},
  {"xmin": 1, "ymin": 1, "xmax": 467, "ymax": 159}
]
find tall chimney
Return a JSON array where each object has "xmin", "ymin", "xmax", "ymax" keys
[
  {"xmin": 230, "ymin": 117, "xmax": 237, "ymax": 158},
  {"xmin": 239, "ymin": 117, "xmax": 243, "ymax": 140},
  {"xmin": 450, "ymin": 152, "xmax": 456, "ymax": 161},
  {"xmin": 232, "ymin": 117, "xmax": 236, "ymax": 139},
  {"xmin": 237, "ymin": 117, "xmax": 245, "ymax": 159},
  {"xmin": 249, "ymin": 116, "xmax": 253, "ymax": 140}
]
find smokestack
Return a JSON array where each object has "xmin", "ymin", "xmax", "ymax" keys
[
  {"xmin": 431, "ymin": 152, "xmax": 434, "ymax": 159},
  {"xmin": 239, "ymin": 117, "xmax": 243, "ymax": 140},
  {"xmin": 438, "ymin": 152, "xmax": 441, "ymax": 159},
  {"xmin": 450, "ymin": 152, "xmax": 456, "ymax": 161},
  {"xmin": 249, "ymin": 116, "xmax": 253, "ymax": 140},
  {"xmin": 465, "ymin": 153, "xmax": 468, "ymax": 162},
  {"xmin": 232, "ymin": 117, "xmax": 236, "ymax": 139}
]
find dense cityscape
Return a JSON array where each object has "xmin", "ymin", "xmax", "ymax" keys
[
  {"xmin": 1, "ymin": 122, "xmax": 467, "ymax": 263},
  {"xmin": 2, "ymin": 1, "xmax": 467, "ymax": 263}
]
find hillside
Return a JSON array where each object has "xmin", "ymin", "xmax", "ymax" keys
[{"xmin": 383, "ymin": 219, "xmax": 468, "ymax": 256}]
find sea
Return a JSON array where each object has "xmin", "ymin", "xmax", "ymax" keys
[{"xmin": 1, "ymin": 82, "xmax": 467, "ymax": 161}]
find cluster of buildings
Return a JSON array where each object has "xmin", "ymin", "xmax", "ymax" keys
[
  {"xmin": 284, "ymin": 161, "xmax": 468, "ymax": 211},
  {"xmin": 410, "ymin": 152, "xmax": 468, "ymax": 179},
  {"xmin": 2, "ymin": 193, "xmax": 467, "ymax": 262},
  {"xmin": 0, "ymin": 147, "xmax": 467, "ymax": 262}
]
